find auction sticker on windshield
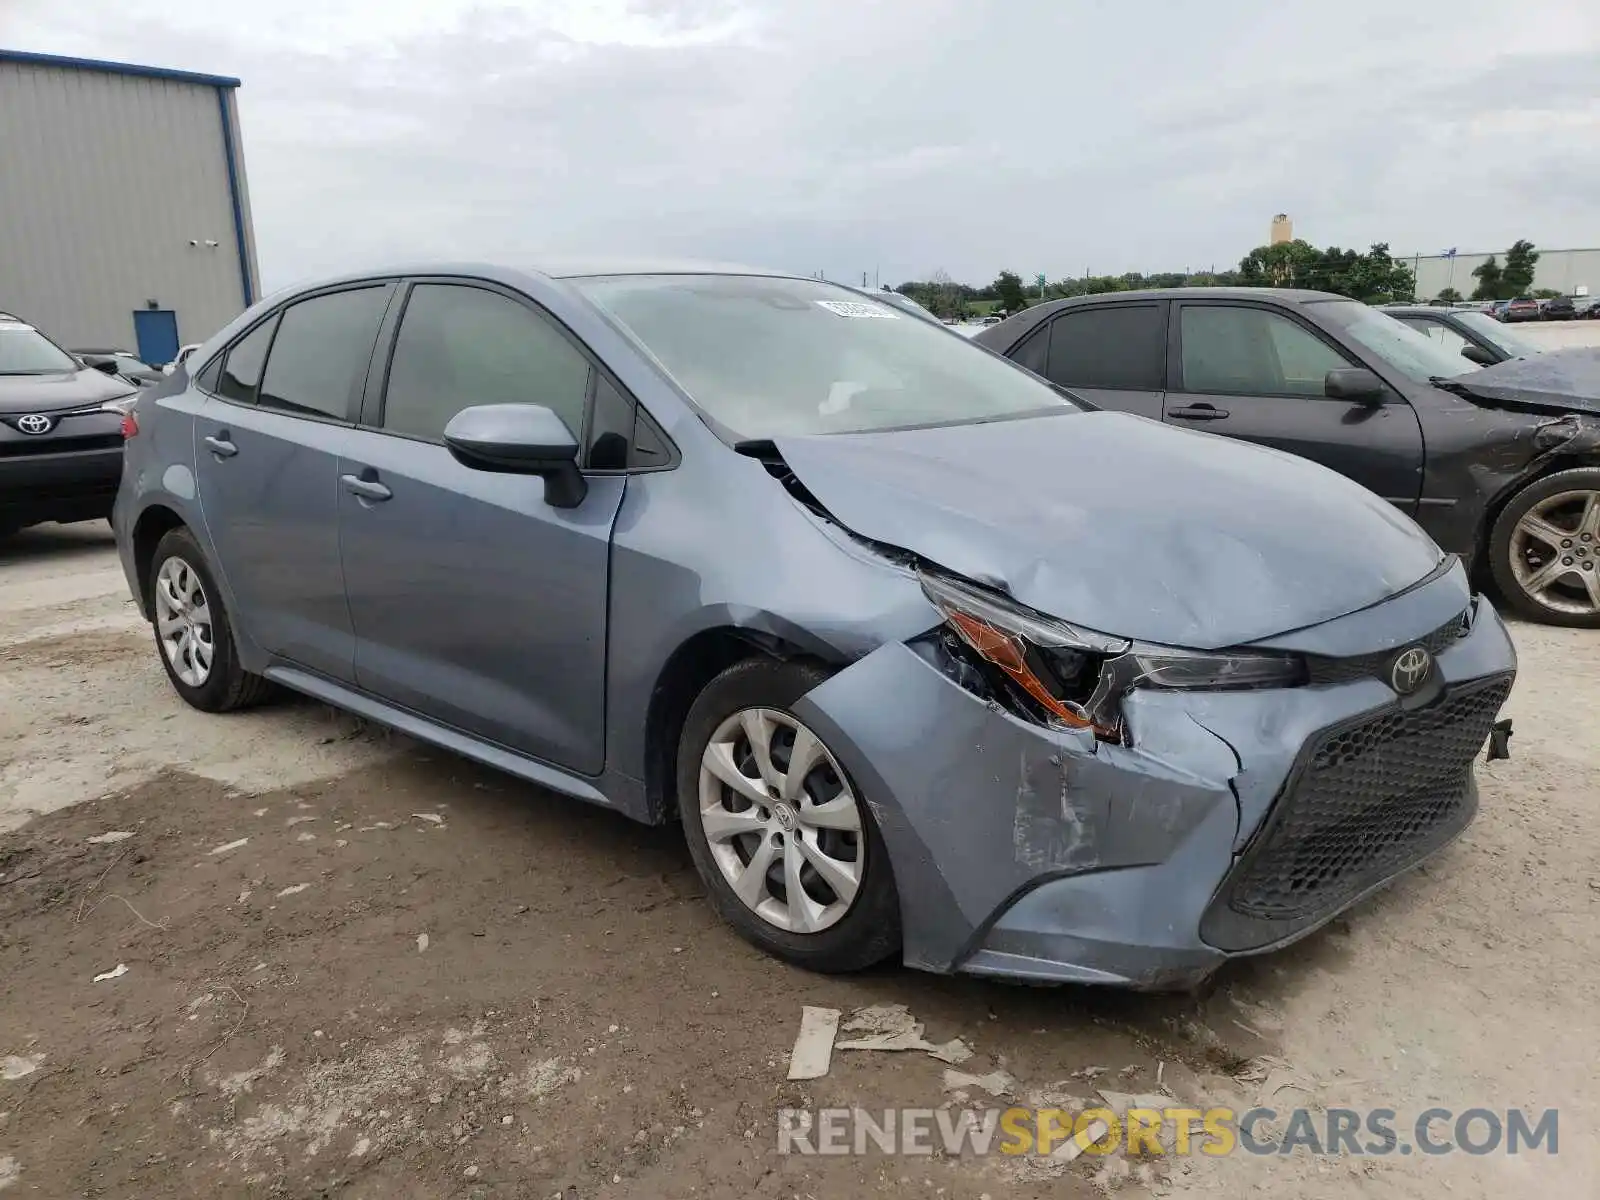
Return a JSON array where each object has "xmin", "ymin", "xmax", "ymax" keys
[{"xmin": 815, "ymin": 300, "xmax": 900, "ymax": 319}]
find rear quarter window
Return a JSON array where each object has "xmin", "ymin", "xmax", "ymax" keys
[{"xmin": 1044, "ymin": 305, "xmax": 1165, "ymax": 390}]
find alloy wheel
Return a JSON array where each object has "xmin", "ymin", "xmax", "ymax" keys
[
  {"xmin": 697, "ymin": 707, "xmax": 864, "ymax": 934},
  {"xmin": 1510, "ymin": 489, "xmax": 1600, "ymax": 617},
  {"xmin": 153, "ymin": 555, "xmax": 215, "ymax": 687}
]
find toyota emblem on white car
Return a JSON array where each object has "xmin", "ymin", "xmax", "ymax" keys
[
  {"xmin": 16, "ymin": 413, "xmax": 54, "ymax": 435},
  {"xmin": 1390, "ymin": 646, "xmax": 1433, "ymax": 694}
]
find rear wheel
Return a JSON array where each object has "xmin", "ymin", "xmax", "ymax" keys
[
  {"xmin": 1488, "ymin": 468, "xmax": 1600, "ymax": 627},
  {"xmin": 147, "ymin": 527, "xmax": 274, "ymax": 711},
  {"xmin": 677, "ymin": 658, "xmax": 900, "ymax": 972}
]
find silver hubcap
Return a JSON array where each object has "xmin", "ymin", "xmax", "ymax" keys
[
  {"xmin": 1511, "ymin": 489, "xmax": 1600, "ymax": 616},
  {"xmin": 154, "ymin": 556, "xmax": 214, "ymax": 687},
  {"xmin": 697, "ymin": 707, "xmax": 864, "ymax": 933}
]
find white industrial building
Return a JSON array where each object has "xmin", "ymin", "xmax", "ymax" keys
[
  {"xmin": 0, "ymin": 49, "xmax": 259, "ymax": 364},
  {"xmin": 1407, "ymin": 247, "xmax": 1598, "ymax": 302}
]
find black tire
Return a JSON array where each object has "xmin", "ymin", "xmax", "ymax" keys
[
  {"xmin": 147, "ymin": 527, "xmax": 275, "ymax": 711},
  {"xmin": 1487, "ymin": 467, "xmax": 1600, "ymax": 628},
  {"xmin": 677, "ymin": 657, "xmax": 901, "ymax": 973}
]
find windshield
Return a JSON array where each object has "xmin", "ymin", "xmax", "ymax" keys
[
  {"xmin": 0, "ymin": 323, "xmax": 78, "ymax": 375},
  {"xmin": 1312, "ymin": 301, "xmax": 1476, "ymax": 382},
  {"xmin": 1456, "ymin": 311, "xmax": 1543, "ymax": 358},
  {"xmin": 573, "ymin": 274, "xmax": 1079, "ymax": 440}
]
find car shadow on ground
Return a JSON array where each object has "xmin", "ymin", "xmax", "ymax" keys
[{"xmin": 0, "ymin": 519, "xmax": 116, "ymax": 565}]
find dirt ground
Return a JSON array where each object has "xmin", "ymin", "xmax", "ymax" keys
[{"xmin": 3, "ymin": 457, "xmax": 1599, "ymax": 1197}]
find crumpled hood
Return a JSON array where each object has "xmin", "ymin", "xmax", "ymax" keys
[
  {"xmin": 1446, "ymin": 346, "xmax": 1600, "ymax": 414},
  {"xmin": 774, "ymin": 411, "xmax": 1444, "ymax": 649},
  {"xmin": 0, "ymin": 368, "xmax": 136, "ymax": 414}
]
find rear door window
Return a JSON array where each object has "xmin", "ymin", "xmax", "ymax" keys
[
  {"xmin": 1044, "ymin": 305, "xmax": 1165, "ymax": 390},
  {"xmin": 216, "ymin": 316, "xmax": 277, "ymax": 403},
  {"xmin": 257, "ymin": 287, "xmax": 390, "ymax": 421},
  {"xmin": 1179, "ymin": 305, "xmax": 1351, "ymax": 396}
]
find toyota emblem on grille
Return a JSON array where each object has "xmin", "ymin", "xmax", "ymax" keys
[
  {"xmin": 1389, "ymin": 646, "xmax": 1432, "ymax": 694},
  {"xmin": 15, "ymin": 413, "xmax": 54, "ymax": 435}
]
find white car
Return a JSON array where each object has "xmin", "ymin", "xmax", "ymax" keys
[{"xmin": 162, "ymin": 343, "xmax": 203, "ymax": 376}]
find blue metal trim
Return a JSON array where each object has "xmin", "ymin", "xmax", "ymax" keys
[
  {"xmin": 0, "ymin": 48, "xmax": 241, "ymax": 88},
  {"xmin": 216, "ymin": 89, "xmax": 254, "ymax": 306}
]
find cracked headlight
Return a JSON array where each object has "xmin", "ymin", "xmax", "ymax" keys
[{"xmin": 918, "ymin": 569, "xmax": 1305, "ymax": 740}]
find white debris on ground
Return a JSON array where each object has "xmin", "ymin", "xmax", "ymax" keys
[
  {"xmin": 209, "ymin": 1047, "xmax": 286, "ymax": 1097},
  {"xmin": 0, "ymin": 1154, "xmax": 18, "ymax": 1191},
  {"xmin": 411, "ymin": 813, "xmax": 444, "ymax": 825},
  {"xmin": 942, "ymin": 1067, "xmax": 1015, "ymax": 1097},
  {"xmin": 835, "ymin": 1004, "xmax": 971, "ymax": 1065},
  {"xmin": 209, "ymin": 838, "xmax": 248, "ymax": 856},
  {"xmin": 91, "ymin": 963, "xmax": 128, "ymax": 982},
  {"xmin": 786, "ymin": 1006, "xmax": 841, "ymax": 1080},
  {"xmin": 499, "ymin": 1057, "xmax": 581, "ymax": 1100},
  {"xmin": 0, "ymin": 1056, "xmax": 42, "ymax": 1081},
  {"xmin": 275, "ymin": 884, "xmax": 310, "ymax": 898},
  {"xmin": 416, "ymin": 933, "xmax": 429, "ymax": 953},
  {"xmin": 84, "ymin": 830, "xmax": 134, "ymax": 844}
]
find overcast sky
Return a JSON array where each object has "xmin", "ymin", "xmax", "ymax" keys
[{"xmin": 6, "ymin": 0, "xmax": 1598, "ymax": 291}]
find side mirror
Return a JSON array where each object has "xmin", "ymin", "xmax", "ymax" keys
[
  {"xmin": 91, "ymin": 359, "xmax": 121, "ymax": 377},
  {"xmin": 1460, "ymin": 343, "xmax": 1498, "ymax": 367},
  {"xmin": 1325, "ymin": 367, "xmax": 1386, "ymax": 404},
  {"xmin": 443, "ymin": 403, "xmax": 587, "ymax": 508}
]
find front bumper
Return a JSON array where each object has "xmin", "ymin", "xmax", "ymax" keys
[
  {"xmin": 0, "ymin": 443, "xmax": 123, "ymax": 524},
  {"xmin": 794, "ymin": 595, "xmax": 1517, "ymax": 990}
]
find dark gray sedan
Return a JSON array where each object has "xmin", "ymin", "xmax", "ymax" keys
[
  {"xmin": 112, "ymin": 261, "xmax": 1517, "ymax": 989},
  {"xmin": 1382, "ymin": 306, "xmax": 1546, "ymax": 367}
]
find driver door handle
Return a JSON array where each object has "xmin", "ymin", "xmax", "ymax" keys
[
  {"xmin": 1167, "ymin": 403, "xmax": 1230, "ymax": 421},
  {"xmin": 203, "ymin": 433, "xmax": 238, "ymax": 458},
  {"xmin": 340, "ymin": 473, "xmax": 392, "ymax": 502}
]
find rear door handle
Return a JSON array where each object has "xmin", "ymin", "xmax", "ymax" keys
[
  {"xmin": 203, "ymin": 433, "xmax": 238, "ymax": 458},
  {"xmin": 340, "ymin": 473, "xmax": 392, "ymax": 502},
  {"xmin": 1167, "ymin": 403, "xmax": 1230, "ymax": 421}
]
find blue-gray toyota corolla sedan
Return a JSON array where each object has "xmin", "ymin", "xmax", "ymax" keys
[{"xmin": 112, "ymin": 261, "xmax": 1518, "ymax": 989}]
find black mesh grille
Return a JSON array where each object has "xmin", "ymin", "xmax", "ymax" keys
[
  {"xmin": 1305, "ymin": 613, "xmax": 1469, "ymax": 685},
  {"xmin": 1201, "ymin": 674, "xmax": 1511, "ymax": 951}
]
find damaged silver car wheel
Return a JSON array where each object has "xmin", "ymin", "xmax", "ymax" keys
[
  {"xmin": 698, "ymin": 706, "xmax": 864, "ymax": 933},
  {"xmin": 1490, "ymin": 468, "xmax": 1600, "ymax": 628},
  {"xmin": 677, "ymin": 658, "xmax": 900, "ymax": 973}
]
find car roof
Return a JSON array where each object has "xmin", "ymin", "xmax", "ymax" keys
[
  {"xmin": 256, "ymin": 258, "xmax": 812, "ymax": 306},
  {"xmin": 975, "ymin": 286, "xmax": 1349, "ymax": 345},
  {"xmin": 1380, "ymin": 306, "xmax": 1459, "ymax": 317}
]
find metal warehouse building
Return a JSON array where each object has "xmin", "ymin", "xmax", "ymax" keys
[
  {"xmin": 1408, "ymin": 247, "xmax": 1599, "ymax": 302},
  {"xmin": 0, "ymin": 49, "xmax": 258, "ymax": 365}
]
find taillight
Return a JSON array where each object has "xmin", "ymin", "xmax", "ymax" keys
[{"xmin": 101, "ymin": 396, "xmax": 139, "ymax": 437}]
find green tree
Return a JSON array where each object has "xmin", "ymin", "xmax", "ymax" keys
[
  {"xmin": 992, "ymin": 270, "xmax": 1027, "ymax": 314},
  {"xmin": 1531, "ymin": 287, "xmax": 1562, "ymax": 300},
  {"xmin": 1237, "ymin": 240, "xmax": 1413, "ymax": 300},
  {"xmin": 1436, "ymin": 287, "xmax": 1462, "ymax": 303},
  {"xmin": 1502, "ymin": 239, "xmax": 1540, "ymax": 296},
  {"xmin": 1470, "ymin": 256, "xmax": 1503, "ymax": 301}
]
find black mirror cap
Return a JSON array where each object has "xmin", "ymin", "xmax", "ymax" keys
[
  {"xmin": 1324, "ymin": 366, "xmax": 1386, "ymax": 404},
  {"xmin": 443, "ymin": 403, "xmax": 587, "ymax": 507},
  {"xmin": 1460, "ymin": 343, "xmax": 1499, "ymax": 367},
  {"xmin": 90, "ymin": 359, "xmax": 121, "ymax": 376}
]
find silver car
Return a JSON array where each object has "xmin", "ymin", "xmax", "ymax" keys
[{"xmin": 113, "ymin": 260, "xmax": 1517, "ymax": 988}]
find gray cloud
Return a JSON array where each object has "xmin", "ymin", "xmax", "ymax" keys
[{"xmin": 7, "ymin": 0, "xmax": 1598, "ymax": 288}]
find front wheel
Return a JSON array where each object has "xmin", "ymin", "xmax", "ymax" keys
[
  {"xmin": 677, "ymin": 658, "xmax": 901, "ymax": 973},
  {"xmin": 1487, "ymin": 467, "xmax": 1600, "ymax": 627}
]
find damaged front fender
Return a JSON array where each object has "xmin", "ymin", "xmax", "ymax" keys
[{"xmin": 792, "ymin": 642, "xmax": 1243, "ymax": 974}]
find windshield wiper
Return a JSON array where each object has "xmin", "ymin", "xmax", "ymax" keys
[{"xmin": 1429, "ymin": 376, "xmax": 1477, "ymax": 396}]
